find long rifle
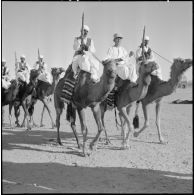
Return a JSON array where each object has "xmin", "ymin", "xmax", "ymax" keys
[
  {"xmin": 38, "ymin": 48, "xmax": 41, "ymax": 62},
  {"xmin": 15, "ymin": 51, "xmax": 18, "ymax": 73},
  {"xmin": 141, "ymin": 26, "xmax": 146, "ymax": 62},
  {"xmin": 81, "ymin": 12, "xmax": 84, "ymax": 46}
]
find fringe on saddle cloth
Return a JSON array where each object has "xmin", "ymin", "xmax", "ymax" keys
[{"xmin": 106, "ymin": 88, "xmax": 117, "ymax": 110}]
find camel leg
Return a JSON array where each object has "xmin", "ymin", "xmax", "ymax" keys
[
  {"xmin": 77, "ymin": 108, "xmax": 88, "ymax": 156},
  {"xmin": 70, "ymin": 121, "xmax": 81, "ymax": 149},
  {"xmin": 134, "ymin": 102, "xmax": 149, "ymax": 137},
  {"xmin": 118, "ymin": 107, "xmax": 133, "ymax": 149},
  {"xmin": 56, "ymin": 105, "xmax": 63, "ymax": 145},
  {"xmin": 89, "ymin": 105, "xmax": 104, "ymax": 151},
  {"xmin": 8, "ymin": 104, "xmax": 14, "ymax": 129},
  {"xmin": 155, "ymin": 100, "xmax": 165, "ymax": 144},
  {"xmin": 22, "ymin": 100, "xmax": 31, "ymax": 130},
  {"xmin": 118, "ymin": 112, "xmax": 126, "ymax": 148},
  {"xmin": 41, "ymin": 98, "xmax": 55, "ymax": 128},
  {"xmin": 14, "ymin": 104, "xmax": 21, "ymax": 127},
  {"xmin": 100, "ymin": 103, "xmax": 111, "ymax": 145},
  {"xmin": 40, "ymin": 105, "xmax": 46, "ymax": 127},
  {"xmin": 2, "ymin": 107, "xmax": 5, "ymax": 127}
]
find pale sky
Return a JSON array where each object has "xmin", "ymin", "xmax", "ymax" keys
[{"xmin": 2, "ymin": 1, "xmax": 192, "ymax": 80}]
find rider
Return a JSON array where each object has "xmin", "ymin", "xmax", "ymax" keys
[
  {"xmin": 2, "ymin": 59, "xmax": 11, "ymax": 92},
  {"xmin": 16, "ymin": 55, "xmax": 31, "ymax": 83},
  {"xmin": 136, "ymin": 36, "xmax": 162, "ymax": 79},
  {"xmin": 33, "ymin": 55, "xmax": 52, "ymax": 84},
  {"xmin": 106, "ymin": 33, "xmax": 137, "ymax": 86},
  {"xmin": 72, "ymin": 24, "xmax": 100, "ymax": 83}
]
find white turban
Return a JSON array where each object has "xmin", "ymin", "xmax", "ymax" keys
[
  {"xmin": 83, "ymin": 25, "xmax": 90, "ymax": 32},
  {"xmin": 144, "ymin": 36, "xmax": 150, "ymax": 41}
]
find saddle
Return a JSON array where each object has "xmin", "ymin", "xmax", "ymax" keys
[{"xmin": 60, "ymin": 65, "xmax": 78, "ymax": 104}]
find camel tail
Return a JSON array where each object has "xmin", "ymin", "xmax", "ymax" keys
[
  {"xmin": 133, "ymin": 115, "xmax": 139, "ymax": 129},
  {"xmin": 66, "ymin": 103, "xmax": 76, "ymax": 123}
]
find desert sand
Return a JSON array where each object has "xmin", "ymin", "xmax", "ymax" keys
[{"xmin": 2, "ymin": 87, "xmax": 193, "ymax": 193}]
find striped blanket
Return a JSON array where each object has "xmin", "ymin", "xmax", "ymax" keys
[
  {"xmin": 106, "ymin": 88, "xmax": 116, "ymax": 110},
  {"xmin": 60, "ymin": 78, "xmax": 76, "ymax": 104}
]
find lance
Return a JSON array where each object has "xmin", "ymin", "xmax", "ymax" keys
[
  {"xmin": 15, "ymin": 51, "xmax": 18, "ymax": 73},
  {"xmin": 38, "ymin": 48, "xmax": 41, "ymax": 62},
  {"xmin": 81, "ymin": 12, "xmax": 84, "ymax": 46},
  {"xmin": 15, "ymin": 51, "xmax": 18, "ymax": 65},
  {"xmin": 141, "ymin": 26, "xmax": 146, "ymax": 63}
]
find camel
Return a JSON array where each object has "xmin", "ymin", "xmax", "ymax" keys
[
  {"xmin": 100, "ymin": 61, "xmax": 158, "ymax": 149},
  {"xmin": 54, "ymin": 59, "xmax": 118, "ymax": 156},
  {"xmin": 25, "ymin": 67, "xmax": 65, "ymax": 128},
  {"xmin": 9, "ymin": 69, "xmax": 41, "ymax": 130},
  {"xmin": 2, "ymin": 79, "xmax": 20, "ymax": 128},
  {"xmin": 132, "ymin": 58, "xmax": 192, "ymax": 143}
]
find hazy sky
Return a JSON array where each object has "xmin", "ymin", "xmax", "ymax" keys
[{"xmin": 2, "ymin": 1, "xmax": 192, "ymax": 80}]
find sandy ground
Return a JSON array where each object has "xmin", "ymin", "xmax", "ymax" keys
[{"xmin": 2, "ymin": 87, "xmax": 193, "ymax": 193}]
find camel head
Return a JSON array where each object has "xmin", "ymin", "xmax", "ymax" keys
[
  {"xmin": 102, "ymin": 59, "xmax": 118, "ymax": 80},
  {"xmin": 30, "ymin": 69, "xmax": 41, "ymax": 85},
  {"xmin": 139, "ymin": 61, "xmax": 158, "ymax": 75},
  {"xmin": 139, "ymin": 61, "xmax": 158, "ymax": 85},
  {"xmin": 9, "ymin": 79, "xmax": 20, "ymax": 97},
  {"xmin": 51, "ymin": 67, "xmax": 65, "ymax": 81},
  {"xmin": 170, "ymin": 58, "xmax": 192, "ymax": 80}
]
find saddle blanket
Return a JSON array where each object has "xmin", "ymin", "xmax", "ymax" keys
[
  {"xmin": 106, "ymin": 89, "xmax": 116, "ymax": 110},
  {"xmin": 60, "ymin": 78, "xmax": 76, "ymax": 104}
]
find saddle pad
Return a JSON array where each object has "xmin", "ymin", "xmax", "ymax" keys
[
  {"xmin": 106, "ymin": 89, "xmax": 116, "ymax": 110},
  {"xmin": 60, "ymin": 78, "xmax": 76, "ymax": 104}
]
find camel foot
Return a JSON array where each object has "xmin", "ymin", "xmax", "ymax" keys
[
  {"xmin": 57, "ymin": 140, "xmax": 63, "ymax": 146},
  {"xmin": 40, "ymin": 124, "xmax": 45, "ymax": 127},
  {"xmin": 77, "ymin": 143, "xmax": 82, "ymax": 149},
  {"xmin": 32, "ymin": 123, "xmax": 39, "ymax": 128},
  {"xmin": 15, "ymin": 122, "xmax": 21, "ymax": 127},
  {"xmin": 121, "ymin": 141, "xmax": 130, "ymax": 150},
  {"xmin": 159, "ymin": 138, "xmax": 168, "ymax": 145},
  {"xmin": 51, "ymin": 124, "xmax": 55, "ymax": 129},
  {"xmin": 21, "ymin": 124, "xmax": 25, "ymax": 128},
  {"xmin": 105, "ymin": 138, "xmax": 112, "ymax": 145},
  {"xmin": 133, "ymin": 131, "xmax": 140, "ymax": 137}
]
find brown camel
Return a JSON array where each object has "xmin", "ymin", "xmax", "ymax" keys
[
  {"xmin": 54, "ymin": 59, "xmax": 118, "ymax": 156},
  {"xmin": 28, "ymin": 67, "xmax": 65, "ymax": 128},
  {"xmin": 100, "ymin": 61, "xmax": 158, "ymax": 149},
  {"xmin": 133, "ymin": 58, "xmax": 192, "ymax": 143},
  {"xmin": 2, "ymin": 79, "xmax": 20, "ymax": 128},
  {"xmin": 8, "ymin": 69, "xmax": 41, "ymax": 130}
]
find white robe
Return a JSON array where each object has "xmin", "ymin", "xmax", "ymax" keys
[
  {"xmin": 72, "ymin": 37, "xmax": 100, "ymax": 80},
  {"xmin": 105, "ymin": 46, "xmax": 137, "ymax": 82},
  {"xmin": 136, "ymin": 46, "xmax": 162, "ymax": 79}
]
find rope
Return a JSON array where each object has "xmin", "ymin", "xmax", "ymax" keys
[{"xmin": 152, "ymin": 49, "xmax": 173, "ymax": 64}]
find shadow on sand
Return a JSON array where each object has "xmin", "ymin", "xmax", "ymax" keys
[{"xmin": 3, "ymin": 161, "xmax": 192, "ymax": 193}]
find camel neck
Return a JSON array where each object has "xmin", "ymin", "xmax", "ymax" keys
[{"xmin": 135, "ymin": 73, "xmax": 151, "ymax": 101}]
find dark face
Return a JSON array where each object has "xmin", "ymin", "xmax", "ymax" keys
[
  {"xmin": 114, "ymin": 37, "xmax": 122, "ymax": 47},
  {"xmin": 81, "ymin": 29, "xmax": 88, "ymax": 38},
  {"xmin": 144, "ymin": 40, "xmax": 149, "ymax": 46},
  {"xmin": 21, "ymin": 58, "xmax": 25, "ymax": 62},
  {"xmin": 2, "ymin": 62, "xmax": 6, "ymax": 66}
]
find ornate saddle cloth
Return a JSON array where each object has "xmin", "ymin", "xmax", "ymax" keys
[
  {"xmin": 60, "ymin": 77, "xmax": 76, "ymax": 104},
  {"xmin": 106, "ymin": 88, "xmax": 116, "ymax": 110}
]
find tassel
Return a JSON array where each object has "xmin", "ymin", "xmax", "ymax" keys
[{"xmin": 133, "ymin": 115, "xmax": 139, "ymax": 129}]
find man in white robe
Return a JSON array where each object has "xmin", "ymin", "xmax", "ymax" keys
[
  {"xmin": 136, "ymin": 36, "xmax": 162, "ymax": 79},
  {"xmin": 72, "ymin": 25, "xmax": 100, "ymax": 83},
  {"xmin": 33, "ymin": 55, "xmax": 52, "ymax": 84},
  {"xmin": 105, "ymin": 33, "xmax": 137, "ymax": 84}
]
